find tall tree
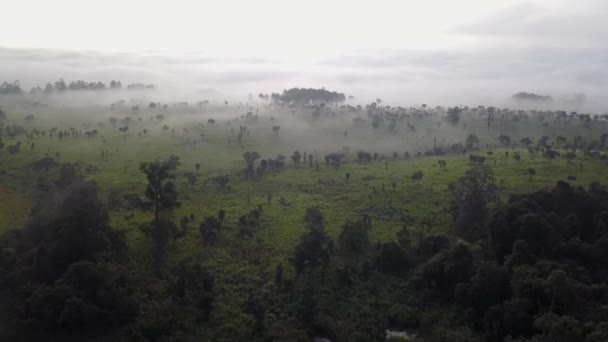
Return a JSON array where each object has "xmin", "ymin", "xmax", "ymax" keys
[
  {"xmin": 140, "ymin": 156, "xmax": 181, "ymax": 274},
  {"xmin": 293, "ymin": 207, "xmax": 334, "ymax": 273},
  {"xmin": 140, "ymin": 156, "xmax": 180, "ymax": 222},
  {"xmin": 338, "ymin": 217, "xmax": 372, "ymax": 269},
  {"xmin": 449, "ymin": 163, "xmax": 500, "ymax": 241}
]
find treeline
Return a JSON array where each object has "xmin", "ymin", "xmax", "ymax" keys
[
  {"xmin": 512, "ymin": 92, "xmax": 553, "ymax": 102},
  {"xmin": 261, "ymin": 87, "xmax": 346, "ymax": 106},
  {"xmin": 0, "ymin": 80, "xmax": 156, "ymax": 95}
]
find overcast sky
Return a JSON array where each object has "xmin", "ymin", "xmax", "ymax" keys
[{"xmin": 1, "ymin": 0, "xmax": 607, "ymax": 108}]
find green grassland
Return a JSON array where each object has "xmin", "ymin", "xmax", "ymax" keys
[
  {"xmin": 1, "ymin": 103, "xmax": 608, "ymax": 339},
  {"xmin": 1, "ymin": 105, "xmax": 607, "ymax": 269}
]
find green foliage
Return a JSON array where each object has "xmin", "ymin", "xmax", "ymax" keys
[
  {"xmin": 411, "ymin": 170, "xmax": 424, "ymax": 182},
  {"xmin": 465, "ymin": 134, "xmax": 480, "ymax": 149},
  {"xmin": 1, "ymin": 181, "xmax": 135, "ymax": 339},
  {"xmin": 449, "ymin": 163, "xmax": 500, "ymax": 241},
  {"xmin": 293, "ymin": 207, "xmax": 334, "ymax": 273},
  {"xmin": 338, "ymin": 217, "xmax": 372, "ymax": 268},
  {"xmin": 140, "ymin": 156, "xmax": 180, "ymax": 220},
  {"xmin": 199, "ymin": 216, "xmax": 222, "ymax": 244}
]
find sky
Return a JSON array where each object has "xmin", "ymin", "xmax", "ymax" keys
[{"xmin": 1, "ymin": 0, "xmax": 607, "ymax": 108}]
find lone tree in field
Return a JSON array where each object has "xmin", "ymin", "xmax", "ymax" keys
[
  {"xmin": 140, "ymin": 156, "xmax": 181, "ymax": 274},
  {"xmin": 448, "ymin": 163, "xmax": 500, "ymax": 241},
  {"xmin": 411, "ymin": 170, "xmax": 424, "ymax": 183},
  {"xmin": 438, "ymin": 160, "xmax": 447, "ymax": 170},
  {"xmin": 272, "ymin": 125, "xmax": 280, "ymax": 135}
]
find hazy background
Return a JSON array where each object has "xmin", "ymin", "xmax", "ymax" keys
[{"xmin": 1, "ymin": 0, "xmax": 607, "ymax": 110}]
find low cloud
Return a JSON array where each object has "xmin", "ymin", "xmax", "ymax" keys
[{"xmin": 1, "ymin": 41, "xmax": 607, "ymax": 111}]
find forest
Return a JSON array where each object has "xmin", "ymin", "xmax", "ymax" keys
[{"xmin": 0, "ymin": 84, "xmax": 608, "ymax": 342}]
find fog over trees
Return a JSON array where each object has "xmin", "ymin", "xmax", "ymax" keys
[{"xmin": 2, "ymin": 0, "xmax": 608, "ymax": 341}]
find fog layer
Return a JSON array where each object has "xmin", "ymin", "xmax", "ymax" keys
[{"xmin": 1, "ymin": 0, "xmax": 608, "ymax": 110}]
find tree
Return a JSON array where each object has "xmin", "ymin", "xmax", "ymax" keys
[
  {"xmin": 291, "ymin": 151, "xmax": 302, "ymax": 166},
  {"xmin": 242, "ymin": 151, "xmax": 260, "ymax": 178},
  {"xmin": 375, "ymin": 241, "xmax": 409, "ymax": 275},
  {"xmin": 533, "ymin": 312, "xmax": 582, "ymax": 342},
  {"xmin": 520, "ymin": 137, "xmax": 533, "ymax": 147},
  {"xmin": 7, "ymin": 142, "xmax": 21, "ymax": 155},
  {"xmin": 272, "ymin": 125, "xmax": 280, "ymax": 135},
  {"xmin": 109, "ymin": 117, "xmax": 118, "ymax": 127},
  {"xmin": 274, "ymin": 263, "xmax": 284, "ymax": 286},
  {"xmin": 411, "ymin": 170, "xmax": 424, "ymax": 183},
  {"xmin": 212, "ymin": 175, "xmax": 230, "ymax": 190},
  {"xmin": 601, "ymin": 132, "xmax": 608, "ymax": 146},
  {"xmin": 140, "ymin": 157, "xmax": 180, "ymax": 222},
  {"xmin": 465, "ymin": 134, "xmax": 480, "ymax": 150},
  {"xmin": 513, "ymin": 151, "xmax": 521, "ymax": 162},
  {"xmin": 338, "ymin": 217, "xmax": 372, "ymax": 268},
  {"xmin": 140, "ymin": 157, "xmax": 181, "ymax": 274},
  {"xmin": 173, "ymin": 258, "xmax": 215, "ymax": 321},
  {"xmin": 3, "ymin": 180, "xmax": 135, "ymax": 338},
  {"xmin": 216, "ymin": 210, "xmax": 225, "ymax": 224},
  {"xmin": 449, "ymin": 163, "xmax": 500, "ymax": 241},
  {"xmin": 199, "ymin": 216, "xmax": 222, "ymax": 245},
  {"xmin": 447, "ymin": 106, "xmax": 462, "ymax": 125},
  {"xmin": 564, "ymin": 151, "xmax": 576, "ymax": 164},
  {"xmin": 422, "ymin": 242, "xmax": 474, "ymax": 299},
  {"xmin": 527, "ymin": 167, "xmax": 536, "ymax": 181},
  {"xmin": 292, "ymin": 207, "xmax": 334, "ymax": 273},
  {"xmin": 497, "ymin": 134, "xmax": 511, "ymax": 146},
  {"xmin": 195, "ymin": 163, "xmax": 201, "ymax": 173}
]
